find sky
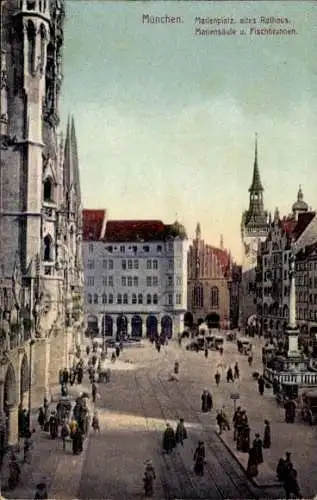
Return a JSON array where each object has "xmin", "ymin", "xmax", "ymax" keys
[{"xmin": 60, "ymin": 1, "xmax": 317, "ymax": 262}]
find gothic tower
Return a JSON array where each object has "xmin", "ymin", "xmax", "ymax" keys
[
  {"xmin": 240, "ymin": 135, "xmax": 269, "ymax": 327},
  {"xmin": 0, "ymin": 0, "xmax": 83, "ymax": 434}
]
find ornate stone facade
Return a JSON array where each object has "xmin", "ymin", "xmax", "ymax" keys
[
  {"xmin": 187, "ymin": 224, "xmax": 239, "ymax": 329},
  {"xmin": 0, "ymin": 0, "xmax": 83, "ymax": 446}
]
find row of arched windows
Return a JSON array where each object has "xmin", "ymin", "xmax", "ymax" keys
[
  {"xmin": 87, "ymin": 293, "xmax": 159, "ymax": 306},
  {"xmin": 192, "ymin": 285, "xmax": 219, "ymax": 309}
]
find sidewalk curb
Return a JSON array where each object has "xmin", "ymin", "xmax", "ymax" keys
[{"xmin": 216, "ymin": 432, "xmax": 283, "ymax": 489}]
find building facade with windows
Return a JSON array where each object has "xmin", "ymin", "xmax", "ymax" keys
[
  {"xmin": 0, "ymin": 0, "xmax": 84, "ymax": 447},
  {"xmin": 83, "ymin": 210, "xmax": 188, "ymax": 339},
  {"xmin": 256, "ymin": 187, "xmax": 316, "ymax": 337},
  {"xmin": 187, "ymin": 224, "xmax": 238, "ymax": 328}
]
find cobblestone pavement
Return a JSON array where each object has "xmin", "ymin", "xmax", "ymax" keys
[{"xmin": 78, "ymin": 337, "xmax": 287, "ymax": 500}]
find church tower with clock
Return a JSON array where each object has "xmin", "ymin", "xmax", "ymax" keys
[{"xmin": 240, "ymin": 135, "xmax": 269, "ymax": 327}]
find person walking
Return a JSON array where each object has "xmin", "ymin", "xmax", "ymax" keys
[
  {"xmin": 214, "ymin": 371, "xmax": 221, "ymax": 387},
  {"xmin": 253, "ymin": 433, "xmax": 263, "ymax": 465},
  {"xmin": 193, "ymin": 441, "xmax": 206, "ymax": 476},
  {"xmin": 234, "ymin": 362, "xmax": 240, "ymax": 380},
  {"xmin": 263, "ymin": 420, "xmax": 271, "ymax": 449},
  {"xmin": 91, "ymin": 382, "xmax": 97, "ymax": 404},
  {"xmin": 162, "ymin": 423, "xmax": 176, "ymax": 454},
  {"xmin": 246, "ymin": 445, "xmax": 258, "ymax": 478},
  {"xmin": 226, "ymin": 367, "xmax": 234, "ymax": 383},
  {"xmin": 92, "ymin": 412, "xmax": 100, "ymax": 433},
  {"xmin": 258, "ymin": 375, "xmax": 265, "ymax": 396},
  {"xmin": 175, "ymin": 418, "xmax": 187, "ymax": 447}
]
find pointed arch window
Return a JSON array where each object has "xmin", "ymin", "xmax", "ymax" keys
[
  {"xmin": 87, "ymin": 294, "xmax": 92, "ymax": 304},
  {"xmin": 43, "ymin": 177, "xmax": 53, "ymax": 202},
  {"xmin": 138, "ymin": 294, "xmax": 143, "ymax": 305},
  {"xmin": 123, "ymin": 293, "xmax": 128, "ymax": 305},
  {"xmin": 132, "ymin": 294, "xmax": 137, "ymax": 305},
  {"xmin": 193, "ymin": 283, "xmax": 203, "ymax": 308},
  {"xmin": 147, "ymin": 294, "xmax": 151, "ymax": 305},
  {"xmin": 102, "ymin": 293, "xmax": 107, "ymax": 304},
  {"xmin": 40, "ymin": 24, "xmax": 46, "ymax": 74},
  {"xmin": 27, "ymin": 21, "xmax": 36, "ymax": 74},
  {"xmin": 94, "ymin": 294, "xmax": 98, "ymax": 304},
  {"xmin": 117, "ymin": 294, "xmax": 122, "ymax": 305},
  {"xmin": 153, "ymin": 294, "xmax": 158, "ymax": 305},
  {"xmin": 211, "ymin": 287, "xmax": 219, "ymax": 308},
  {"xmin": 43, "ymin": 234, "xmax": 53, "ymax": 262}
]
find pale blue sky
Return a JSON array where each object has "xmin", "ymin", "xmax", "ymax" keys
[{"xmin": 61, "ymin": 1, "xmax": 317, "ymax": 261}]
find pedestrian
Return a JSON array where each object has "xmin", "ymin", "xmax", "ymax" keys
[
  {"xmin": 263, "ymin": 420, "xmax": 271, "ymax": 449},
  {"xmin": 143, "ymin": 459, "xmax": 156, "ymax": 497},
  {"xmin": 246, "ymin": 446, "xmax": 258, "ymax": 478},
  {"xmin": 201, "ymin": 389, "xmax": 212, "ymax": 412},
  {"xmin": 162, "ymin": 423, "xmax": 176, "ymax": 454},
  {"xmin": 86, "ymin": 345, "xmax": 90, "ymax": 356},
  {"xmin": 61, "ymin": 419, "xmax": 70, "ymax": 451},
  {"xmin": 37, "ymin": 407, "xmax": 45, "ymax": 430},
  {"xmin": 72, "ymin": 427, "xmax": 83, "ymax": 455},
  {"xmin": 193, "ymin": 441, "xmax": 206, "ymax": 476},
  {"xmin": 23, "ymin": 430, "xmax": 33, "ymax": 463},
  {"xmin": 92, "ymin": 412, "xmax": 100, "ymax": 433},
  {"xmin": 34, "ymin": 480, "xmax": 48, "ymax": 499},
  {"xmin": 234, "ymin": 362, "xmax": 240, "ymax": 379},
  {"xmin": 214, "ymin": 371, "xmax": 220, "ymax": 387},
  {"xmin": 220, "ymin": 407, "xmax": 230, "ymax": 431},
  {"xmin": 115, "ymin": 345, "xmax": 120, "ymax": 357},
  {"xmin": 253, "ymin": 433, "xmax": 263, "ymax": 464},
  {"xmin": 284, "ymin": 466, "xmax": 303, "ymax": 499},
  {"xmin": 204, "ymin": 347, "xmax": 208, "ymax": 359},
  {"xmin": 248, "ymin": 354, "xmax": 253, "ymax": 366},
  {"xmin": 91, "ymin": 382, "xmax": 97, "ymax": 404},
  {"xmin": 175, "ymin": 418, "xmax": 187, "ymax": 446},
  {"xmin": 174, "ymin": 361, "xmax": 179, "ymax": 375},
  {"xmin": 77, "ymin": 365, "xmax": 83, "ymax": 385},
  {"xmin": 284, "ymin": 399, "xmax": 296, "ymax": 423},
  {"xmin": 48, "ymin": 411, "xmax": 58, "ymax": 439},
  {"xmin": 216, "ymin": 411, "xmax": 223, "ymax": 434},
  {"xmin": 233, "ymin": 406, "xmax": 242, "ymax": 441},
  {"xmin": 226, "ymin": 367, "xmax": 234, "ymax": 383},
  {"xmin": 258, "ymin": 375, "xmax": 265, "ymax": 396}
]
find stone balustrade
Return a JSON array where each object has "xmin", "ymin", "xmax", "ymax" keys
[{"xmin": 264, "ymin": 367, "xmax": 317, "ymax": 386}]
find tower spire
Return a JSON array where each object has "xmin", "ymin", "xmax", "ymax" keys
[{"xmin": 249, "ymin": 133, "xmax": 263, "ymax": 193}]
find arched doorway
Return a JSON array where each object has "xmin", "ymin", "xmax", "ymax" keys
[
  {"xmin": 206, "ymin": 312, "xmax": 220, "ymax": 329},
  {"xmin": 146, "ymin": 315, "xmax": 158, "ymax": 339},
  {"xmin": 20, "ymin": 354, "xmax": 29, "ymax": 407},
  {"xmin": 131, "ymin": 315, "xmax": 142, "ymax": 338},
  {"xmin": 116, "ymin": 315, "xmax": 127, "ymax": 341},
  {"xmin": 102, "ymin": 315, "xmax": 113, "ymax": 337},
  {"xmin": 161, "ymin": 315, "xmax": 173, "ymax": 339},
  {"xmin": 4, "ymin": 364, "xmax": 17, "ymax": 447},
  {"xmin": 87, "ymin": 315, "xmax": 98, "ymax": 336},
  {"xmin": 184, "ymin": 312, "xmax": 194, "ymax": 329}
]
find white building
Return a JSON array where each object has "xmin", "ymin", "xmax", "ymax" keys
[{"xmin": 82, "ymin": 210, "xmax": 188, "ymax": 339}]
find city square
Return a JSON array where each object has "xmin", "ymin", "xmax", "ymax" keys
[{"xmin": 1, "ymin": 0, "xmax": 317, "ymax": 499}]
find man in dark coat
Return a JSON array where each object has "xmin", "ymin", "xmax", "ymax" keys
[
  {"xmin": 77, "ymin": 365, "xmax": 83, "ymax": 385},
  {"xmin": 201, "ymin": 390, "xmax": 212, "ymax": 412},
  {"xmin": 258, "ymin": 376, "xmax": 265, "ymax": 395},
  {"xmin": 48, "ymin": 411, "xmax": 58, "ymax": 439},
  {"xmin": 162, "ymin": 424, "xmax": 176, "ymax": 454},
  {"xmin": 193, "ymin": 441, "xmax": 205, "ymax": 476},
  {"xmin": 226, "ymin": 367, "xmax": 234, "ymax": 383},
  {"xmin": 284, "ymin": 399, "xmax": 296, "ymax": 423},
  {"xmin": 247, "ymin": 446, "xmax": 258, "ymax": 478},
  {"xmin": 263, "ymin": 420, "xmax": 271, "ymax": 449},
  {"xmin": 72, "ymin": 427, "xmax": 83, "ymax": 455},
  {"xmin": 175, "ymin": 418, "xmax": 187, "ymax": 446},
  {"xmin": 253, "ymin": 433, "xmax": 263, "ymax": 464}
]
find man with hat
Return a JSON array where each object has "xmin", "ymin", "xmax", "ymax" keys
[
  {"xmin": 175, "ymin": 418, "xmax": 187, "ymax": 447},
  {"xmin": 193, "ymin": 441, "xmax": 206, "ymax": 476}
]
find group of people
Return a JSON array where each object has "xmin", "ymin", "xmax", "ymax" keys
[{"xmin": 276, "ymin": 452, "xmax": 303, "ymax": 499}]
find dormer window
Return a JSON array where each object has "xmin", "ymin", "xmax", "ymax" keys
[{"xmin": 43, "ymin": 178, "xmax": 53, "ymax": 202}]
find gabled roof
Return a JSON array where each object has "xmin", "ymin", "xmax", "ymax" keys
[
  {"xmin": 83, "ymin": 209, "xmax": 107, "ymax": 241},
  {"xmin": 103, "ymin": 220, "xmax": 167, "ymax": 242}
]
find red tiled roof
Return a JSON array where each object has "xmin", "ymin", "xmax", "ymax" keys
[
  {"xmin": 103, "ymin": 220, "xmax": 167, "ymax": 242},
  {"xmin": 293, "ymin": 212, "xmax": 316, "ymax": 241},
  {"xmin": 281, "ymin": 217, "xmax": 296, "ymax": 235},
  {"xmin": 83, "ymin": 209, "xmax": 106, "ymax": 241},
  {"xmin": 207, "ymin": 246, "xmax": 233, "ymax": 271}
]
